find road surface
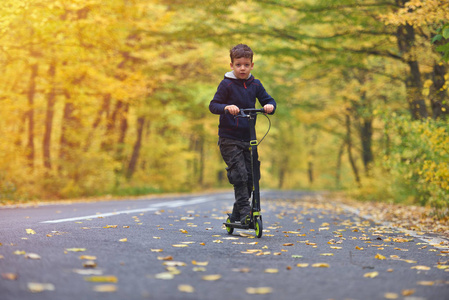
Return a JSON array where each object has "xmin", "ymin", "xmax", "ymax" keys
[{"xmin": 0, "ymin": 191, "xmax": 448, "ymax": 300}]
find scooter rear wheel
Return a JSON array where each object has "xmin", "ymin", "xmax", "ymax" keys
[
  {"xmin": 255, "ymin": 218, "xmax": 263, "ymax": 238},
  {"xmin": 226, "ymin": 218, "xmax": 234, "ymax": 235}
]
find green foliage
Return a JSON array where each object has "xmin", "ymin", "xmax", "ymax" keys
[
  {"xmin": 382, "ymin": 115, "xmax": 449, "ymax": 209},
  {"xmin": 432, "ymin": 24, "xmax": 449, "ymax": 61}
]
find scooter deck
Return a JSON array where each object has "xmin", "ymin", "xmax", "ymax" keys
[{"xmin": 223, "ymin": 222, "xmax": 253, "ymax": 230}]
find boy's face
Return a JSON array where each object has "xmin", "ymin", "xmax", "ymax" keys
[{"xmin": 230, "ymin": 57, "xmax": 254, "ymax": 80}]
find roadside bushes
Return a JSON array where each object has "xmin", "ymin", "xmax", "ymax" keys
[{"xmin": 383, "ymin": 115, "xmax": 449, "ymax": 210}]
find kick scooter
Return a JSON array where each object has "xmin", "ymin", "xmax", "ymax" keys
[{"xmin": 223, "ymin": 108, "xmax": 271, "ymax": 238}]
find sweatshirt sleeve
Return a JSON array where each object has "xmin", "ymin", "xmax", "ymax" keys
[
  {"xmin": 209, "ymin": 80, "xmax": 228, "ymax": 115},
  {"xmin": 257, "ymin": 82, "xmax": 277, "ymax": 114}
]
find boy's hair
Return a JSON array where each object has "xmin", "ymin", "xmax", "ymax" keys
[{"xmin": 230, "ymin": 44, "xmax": 253, "ymax": 62}]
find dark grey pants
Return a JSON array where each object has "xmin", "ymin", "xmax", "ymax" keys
[{"xmin": 219, "ymin": 137, "xmax": 253, "ymax": 219}]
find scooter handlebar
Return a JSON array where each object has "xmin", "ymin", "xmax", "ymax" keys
[{"xmin": 235, "ymin": 108, "xmax": 265, "ymax": 118}]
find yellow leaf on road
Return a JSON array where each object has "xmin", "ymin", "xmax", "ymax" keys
[
  {"xmin": 80, "ymin": 255, "xmax": 97, "ymax": 260},
  {"xmin": 384, "ymin": 292, "xmax": 398, "ymax": 299},
  {"xmin": 411, "ymin": 265, "xmax": 431, "ymax": 271},
  {"xmin": 312, "ymin": 263, "xmax": 330, "ymax": 268},
  {"xmin": 375, "ymin": 253, "xmax": 386, "ymax": 260},
  {"xmin": 27, "ymin": 282, "xmax": 55, "ymax": 293},
  {"xmin": 66, "ymin": 248, "xmax": 86, "ymax": 252},
  {"xmin": 320, "ymin": 253, "xmax": 334, "ymax": 256},
  {"xmin": 264, "ymin": 268, "xmax": 278, "ymax": 273},
  {"xmin": 84, "ymin": 276, "xmax": 118, "ymax": 283},
  {"xmin": 202, "ymin": 274, "xmax": 221, "ymax": 281},
  {"xmin": 119, "ymin": 238, "xmax": 127, "ymax": 242},
  {"xmin": 172, "ymin": 244, "xmax": 188, "ymax": 248},
  {"xmin": 364, "ymin": 271, "xmax": 379, "ymax": 278},
  {"xmin": 246, "ymin": 287, "xmax": 273, "ymax": 295},
  {"xmin": 192, "ymin": 260, "xmax": 208, "ymax": 266},
  {"xmin": 417, "ymin": 281, "xmax": 434, "ymax": 286},
  {"xmin": 26, "ymin": 229, "xmax": 36, "ymax": 235},
  {"xmin": 93, "ymin": 284, "xmax": 117, "ymax": 292},
  {"xmin": 296, "ymin": 263, "xmax": 309, "ymax": 268},
  {"xmin": 178, "ymin": 284, "xmax": 195, "ymax": 293}
]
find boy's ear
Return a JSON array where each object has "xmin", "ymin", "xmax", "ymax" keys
[{"xmin": 230, "ymin": 62, "xmax": 234, "ymax": 69}]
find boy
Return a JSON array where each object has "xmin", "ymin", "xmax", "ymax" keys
[{"xmin": 209, "ymin": 44, "xmax": 276, "ymax": 225}]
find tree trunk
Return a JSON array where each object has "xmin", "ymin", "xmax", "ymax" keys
[
  {"xmin": 126, "ymin": 116, "xmax": 145, "ymax": 180},
  {"xmin": 336, "ymin": 141, "xmax": 345, "ymax": 188},
  {"xmin": 116, "ymin": 102, "xmax": 129, "ymax": 160},
  {"xmin": 84, "ymin": 94, "xmax": 111, "ymax": 152},
  {"xmin": 101, "ymin": 100, "xmax": 123, "ymax": 151},
  {"xmin": 26, "ymin": 63, "xmax": 38, "ymax": 169},
  {"xmin": 430, "ymin": 62, "xmax": 449, "ymax": 119},
  {"xmin": 43, "ymin": 62, "xmax": 57, "ymax": 169},
  {"xmin": 359, "ymin": 117, "xmax": 373, "ymax": 176},
  {"xmin": 59, "ymin": 92, "xmax": 79, "ymax": 171},
  {"xmin": 395, "ymin": 18, "xmax": 428, "ymax": 119},
  {"xmin": 345, "ymin": 113, "xmax": 361, "ymax": 186}
]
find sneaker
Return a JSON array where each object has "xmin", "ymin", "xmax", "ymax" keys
[
  {"xmin": 227, "ymin": 213, "xmax": 240, "ymax": 223},
  {"xmin": 240, "ymin": 214, "xmax": 251, "ymax": 225}
]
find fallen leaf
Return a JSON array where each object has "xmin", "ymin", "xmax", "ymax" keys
[
  {"xmin": 363, "ymin": 271, "xmax": 379, "ymax": 278},
  {"xmin": 13, "ymin": 250, "xmax": 26, "ymax": 255},
  {"xmin": 172, "ymin": 244, "xmax": 188, "ymax": 248},
  {"xmin": 157, "ymin": 256, "xmax": 173, "ymax": 261},
  {"xmin": 155, "ymin": 272, "xmax": 175, "ymax": 280},
  {"xmin": 296, "ymin": 263, "xmax": 309, "ymax": 268},
  {"xmin": 119, "ymin": 238, "xmax": 127, "ymax": 242},
  {"xmin": 103, "ymin": 225, "xmax": 117, "ymax": 228},
  {"xmin": 26, "ymin": 229, "xmax": 36, "ymax": 235},
  {"xmin": 320, "ymin": 253, "xmax": 334, "ymax": 256},
  {"xmin": 411, "ymin": 265, "xmax": 431, "ymax": 271},
  {"xmin": 93, "ymin": 285, "xmax": 117, "ymax": 292},
  {"xmin": 84, "ymin": 276, "xmax": 118, "ymax": 283},
  {"xmin": 66, "ymin": 248, "xmax": 86, "ymax": 252},
  {"xmin": 246, "ymin": 287, "xmax": 273, "ymax": 295},
  {"xmin": 232, "ymin": 268, "xmax": 250, "ymax": 273},
  {"xmin": 193, "ymin": 267, "xmax": 206, "ymax": 272},
  {"xmin": 283, "ymin": 243, "xmax": 294, "ymax": 246},
  {"xmin": 80, "ymin": 255, "xmax": 97, "ymax": 260},
  {"xmin": 163, "ymin": 261, "xmax": 186, "ymax": 267},
  {"xmin": 355, "ymin": 246, "xmax": 364, "ymax": 250},
  {"xmin": 375, "ymin": 253, "xmax": 386, "ymax": 260},
  {"xmin": 264, "ymin": 268, "xmax": 278, "ymax": 273},
  {"xmin": 384, "ymin": 292, "xmax": 398, "ymax": 299},
  {"xmin": 291, "ymin": 255, "xmax": 303, "ymax": 258},
  {"xmin": 202, "ymin": 274, "xmax": 221, "ymax": 281},
  {"xmin": 73, "ymin": 269, "xmax": 103, "ymax": 275},
  {"xmin": 25, "ymin": 253, "xmax": 41, "ymax": 260},
  {"xmin": 192, "ymin": 261, "xmax": 208, "ymax": 266},
  {"xmin": 28, "ymin": 282, "xmax": 55, "ymax": 293},
  {"xmin": 312, "ymin": 263, "xmax": 330, "ymax": 268},
  {"xmin": 83, "ymin": 261, "xmax": 97, "ymax": 268},
  {"xmin": 417, "ymin": 281, "xmax": 434, "ymax": 286},
  {"xmin": 402, "ymin": 289, "xmax": 415, "ymax": 296},
  {"xmin": 2, "ymin": 273, "xmax": 18, "ymax": 280},
  {"xmin": 178, "ymin": 284, "xmax": 195, "ymax": 293},
  {"xmin": 151, "ymin": 249, "xmax": 163, "ymax": 252},
  {"xmin": 179, "ymin": 229, "xmax": 188, "ymax": 234}
]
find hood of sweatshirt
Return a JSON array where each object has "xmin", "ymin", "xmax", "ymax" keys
[{"xmin": 225, "ymin": 71, "xmax": 252, "ymax": 80}]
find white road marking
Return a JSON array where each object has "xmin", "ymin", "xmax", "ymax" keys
[{"xmin": 40, "ymin": 196, "xmax": 221, "ymax": 224}]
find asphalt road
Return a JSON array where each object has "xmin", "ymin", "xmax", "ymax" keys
[{"xmin": 0, "ymin": 191, "xmax": 448, "ymax": 300}]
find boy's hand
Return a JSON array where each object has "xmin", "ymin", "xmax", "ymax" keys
[
  {"xmin": 224, "ymin": 105, "xmax": 240, "ymax": 115},
  {"xmin": 264, "ymin": 104, "xmax": 274, "ymax": 114}
]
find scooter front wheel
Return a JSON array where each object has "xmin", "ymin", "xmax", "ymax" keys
[{"xmin": 255, "ymin": 218, "xmax": 263, "ymax": 238}]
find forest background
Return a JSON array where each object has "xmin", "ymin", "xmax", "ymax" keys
[{"xmin": 0, "ymin": 0, "xmax": 448, "ymax": 213}]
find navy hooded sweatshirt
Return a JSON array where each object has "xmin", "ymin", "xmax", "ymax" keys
[{"xmin": 209, "ymin": 71, "xmax": 276, "ymax": 142}]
